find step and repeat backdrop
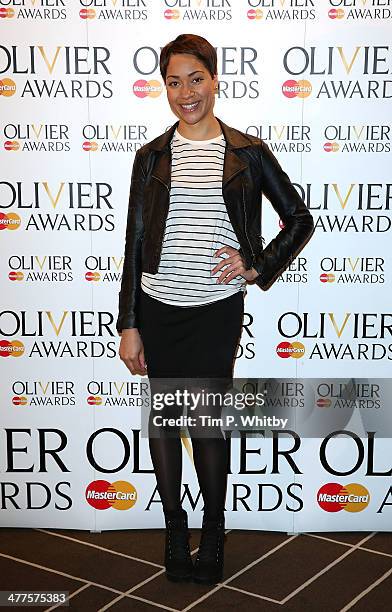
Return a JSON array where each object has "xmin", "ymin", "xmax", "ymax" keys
[{"xmin": 1, "ymin": 1, "xmax": 391, "ymax": 532}]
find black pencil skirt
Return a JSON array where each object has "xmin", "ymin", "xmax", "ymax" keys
[{"xmin": 138, "ymin": 288, "xmax": 244, "ymax": 379}]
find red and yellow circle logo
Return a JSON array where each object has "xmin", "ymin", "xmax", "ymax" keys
[
  {"xmin": 0, "ymin": 340, "xmax": 25, "ymax": 357},
  {"xmin": 85, "ymin": 271, "xmax": 100, "ymax": 282},
  {"xmin": 4, "ymin": 141, "xmax": 20, "ymax": 151},
  {"xmin": 0, "ymin": 213, "xmax": 21, "ymax": 230},
  {"xmin": 0, "ymin": 7, "xmax": 15, "ymax": 18},
  {"xmin": 80, "ymin": 8, "xmax": 95, "ymax": 19},
  {"xmin": 86, "ymin": 480, "xmax": 138, "ymax": 510},
  {"xmin": 9, "ymin": 271, "xmax": 24, "ymax": 281},
  {"xmin": 329, "ymin": 8, "xmax": 344, "ymax": 19},
  {"xmin": 324, "ymin": 142, "xmax": 339, "ymax": 153},
  {"xmin": 247, "ymin": 9, "xmax": 263, "ymax": 19},
  {"xmin": 164, "ymin": 9, "xmax": 180, "ymax": 19},
  {"xmin": 320, "ymin": 273, "xmax": 335, "ymax": 283},
  {"xmin": 87, "ymin": 396, "xmax": 102, "ymax": 406},
  {"xmin": 276, "ymin": 341, "xmax": 305, "ymax": 359},
  {"xmin": 132, "ymin": 80, "xmax": 162, "ymax": 99},
  {"xmin": 282, "ymin": 80, "xmax": 312, "ymax": 98},
  {"xmin": 82, "ymin": 141, "xmax": 98, "ymax": 152},
  {"xmin": 12, "ymin": 396, "xmax": 28, "ymax": 406},
  {"xmin": 316, "ymin": 398, "xmax": 331, "ymax": 408},
  {"xmin": 317, "ymin": 483, "xmax": 369, "ymax": 513}
]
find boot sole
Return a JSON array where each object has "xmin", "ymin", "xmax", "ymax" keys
[
  {"xmin": 166, "ymin": 571, "xmax": 193, "ymax": 582},
  {"xmin": 193, "ymin": 573, "xmax": 223, "ymax": 585}
]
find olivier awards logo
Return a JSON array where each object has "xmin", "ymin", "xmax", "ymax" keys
[
  {"xmin": 327, "ymin": 0, "xmax": 392, "ymax": 21},
  {"xmin": 79, "ymin": 0, "xmax": 150, "ymax": 21},
  {"xmin": 281, "ymin": 45, "xmax": 392, "ymax": 100},
  {"xmin": 162, "ymin": 0, "xmax": 232, "ymax": 21},
  {"xmin": 247, "ymin": 0, "xmax": 317, "ymax": 21},
  {"xmin": 0, "ymin": 45, "xmax": 113, "ymax": 98}
]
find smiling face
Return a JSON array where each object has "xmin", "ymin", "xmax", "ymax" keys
[{"xmin": 165, "ymin": 53, "xmax": 218, "ymax": 128}]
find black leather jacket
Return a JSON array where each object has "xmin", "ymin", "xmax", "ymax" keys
[{"xmin": 116, "ymin": 116, "xmax": 314, "ymax": 334}]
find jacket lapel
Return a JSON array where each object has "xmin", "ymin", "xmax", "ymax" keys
[
  {"xmin": 148, "ymin": 116, "xmax": 250, "ymax": 190},
  {"xmin": 222, "ymin": 148, "xmax": 248, "ymax": 187}
]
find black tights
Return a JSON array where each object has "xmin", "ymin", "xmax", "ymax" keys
[
  {"xmin": 138, "ymin": 289, "xmax": 244, "ymax": 520},
  {"xmin": 148, "ymin": 435, "xmax": 229, "ymax": 520},
  {"xmin": 147, "ymin": 380, "xmax": 231, "ymax": 519}
]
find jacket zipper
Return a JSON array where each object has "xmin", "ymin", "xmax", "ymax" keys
[
  {"xmin": 151, "ymin": 174, "xmax": 170, "ymax": 267},
  {"xmin": 152, "ymin": 173, "xmax": 170, "ymax": 191},
  {"xmin": 242, "ymin": 180, "xmax": 255, "ymax": 268}
]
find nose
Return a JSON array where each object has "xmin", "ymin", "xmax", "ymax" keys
[{"xmin": 180, "ymin": 84, "xmax": 195, "ymax": 98}]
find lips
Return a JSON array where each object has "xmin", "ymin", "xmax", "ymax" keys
[{"xmin": 179, "ymin": 101, "xmax": 200, "ymax": 112}]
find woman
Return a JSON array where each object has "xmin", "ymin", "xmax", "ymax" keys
[{"xmin": 117, "ymin": 34, "xmax": 314, "ymax": 585}]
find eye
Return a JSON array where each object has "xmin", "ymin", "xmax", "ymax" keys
[{"xmin": 167, "ymin": 77, "xmax": 203, "ymax": 87}]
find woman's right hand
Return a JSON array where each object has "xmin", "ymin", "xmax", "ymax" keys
[{"xmin": 119, "ymin": 328, "xmax": 147, "ymax": 375}]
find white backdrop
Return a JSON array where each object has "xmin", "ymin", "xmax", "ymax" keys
[{"xmin": 1, "ymin": 1, "xmax": 391, "ymax": 531}]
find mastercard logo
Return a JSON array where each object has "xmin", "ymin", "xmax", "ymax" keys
[
  {"xmin": 4, "ymin": 141, "xmax": 20, "ymax": 151},
  {"xmin": 86, "ymin": 480, "xmax": 138, "ymax": 510},
  {"xmin": 87, "ymin": 396, "xmax": 102, "ymax": 406},
  {"xmin": 317, "ymin": 483, "xmax": 369, "ymax": 513},
  {"xmin": 164, "ymin": 9, "xmax": 180, "ymax": 19},
  {"xmin": 282, "ymin": 79, "xmax": 312, "ymax": 99},
  {"xmin": 324, "ymin": 142, "xmax": 339, "ymax": 153},
  {"xmin": 316, "ymin": 398, "xmax": 331, "ymax": 408},
  {"xmin": 0, "ymin": 213, "xmax": 21, "ymax": 230},
  {"xmin": 85, "ymin": 271, "xmax": 100, "ymax": 282},
  {"xmin": 9, "ymin": 271, "xmax": 24, "ymax": 281},
  {"xmin": 329, "ymin": 8, "xmax": 344, "ymax": 19},
  {"xmin": 247, "ymin": 9, "xmax": 263, "ymax": 19},
  {"xmin": 12, "ymin": 396, "xmax": 28, "ymax": 406},
  {"xmin": 276, "ymin": 341, "xmax": 305, "ymax": 359},
  {"xmin": 82, "ymin": 141, "xmax": 99, "ymax": 152},
  {"xmin": 80, "ymin": 8, "xmax": 95, "ymax": 19},
  {"xmin": 0, "ymin": 7, "xmax": 14, "ymax": 18},
  {"xmin": 133, "ymin": 80, "xmax": 162, "ymax": 99},
  {"xmin": 0, "ymin": 340, "xmax": 25, "ymax": 357},
  {"xmin": 320, "ymin": 273, "xmax": 335, "ymax": 283},
  {"xmin": 0, "ymin": 78, "xmax": 16, "ymax": 97}
]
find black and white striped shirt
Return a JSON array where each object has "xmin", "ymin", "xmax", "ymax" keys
[{"xmin": 141, "ymin": 128, "xmax": 246, "ymax": 306}]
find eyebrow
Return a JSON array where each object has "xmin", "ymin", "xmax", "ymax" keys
[{"xmin": 166, "ymin": 70, "xmax": 205, "ymax": 79}]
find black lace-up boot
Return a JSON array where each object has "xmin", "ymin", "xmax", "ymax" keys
[
  {"xmin": 164, "ymin": 509, "xmax": 194, "ymax": 582},
  {"xmin": 193, "ymin": 513, "xmax": 225, "ymax": 585}
]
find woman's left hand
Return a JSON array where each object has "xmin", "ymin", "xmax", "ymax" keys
[{"xmin": 212, "ymin": 245, "xmax": 259, "ymax": 283}]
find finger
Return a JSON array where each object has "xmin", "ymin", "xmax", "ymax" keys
[
  {"xmin": 139, "ymin": 349, "xmax": 147, "ymax": 371},
  {"xmin": 124, "ymin": 357, "xmax": 140, "ymax": 375},
  {"xmin": 212, "ymin": 254, "xmax": 241, "ymax": 275},
  {"xmin": 215, "ymin": 246, "xmax": 236, "ymax": 258},
  {"xmin": 217, "ymin": 262, "xmax": 244, "ymax": 283},
  {"xmin": 220, "ymin": 270, "xmax": 242, "ymax": 284},
  {"xmin": 221, "ymin": 261, "xmax": 245, "ymax": 280},
  {"xmin": 217, "ymin": 263, "xmax": 237, "ymax": 283},
  {"xmin": 212, "ymin": 259, "xmax": 230, "ymax": 275},
  {"xmin": 125, "ymin": 359, "xmax": 136, "ymax": 375}
]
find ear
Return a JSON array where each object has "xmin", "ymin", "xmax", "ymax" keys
[{"xmin": 213, "ymin": 74, "xmax": 219, "ymax": 91}]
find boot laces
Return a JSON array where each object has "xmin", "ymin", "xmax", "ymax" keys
[
  {"xmin": 197, "ymin": 523, "xmax": 224, "ymax": 563},
  {"xmin": 167, "ymin": 521, "xmax": 191, "ymax": 560}
]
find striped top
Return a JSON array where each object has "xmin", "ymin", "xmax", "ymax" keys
[{"xmin": 141, "ymin": 128, "xmax": 246, "ymax": 306}]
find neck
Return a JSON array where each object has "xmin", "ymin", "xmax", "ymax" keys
[{"xmin": 177, "ymin": 116, "xmax": 221, "ymax": 141}]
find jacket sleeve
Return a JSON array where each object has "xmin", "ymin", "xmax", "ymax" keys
[
  {"xmin": 253, "ymin": 140, "xmax": 315, "ymax": 290},
  {"xmin": 116, "ymin": 148, "xmax": 146, "ymax": 334}
]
